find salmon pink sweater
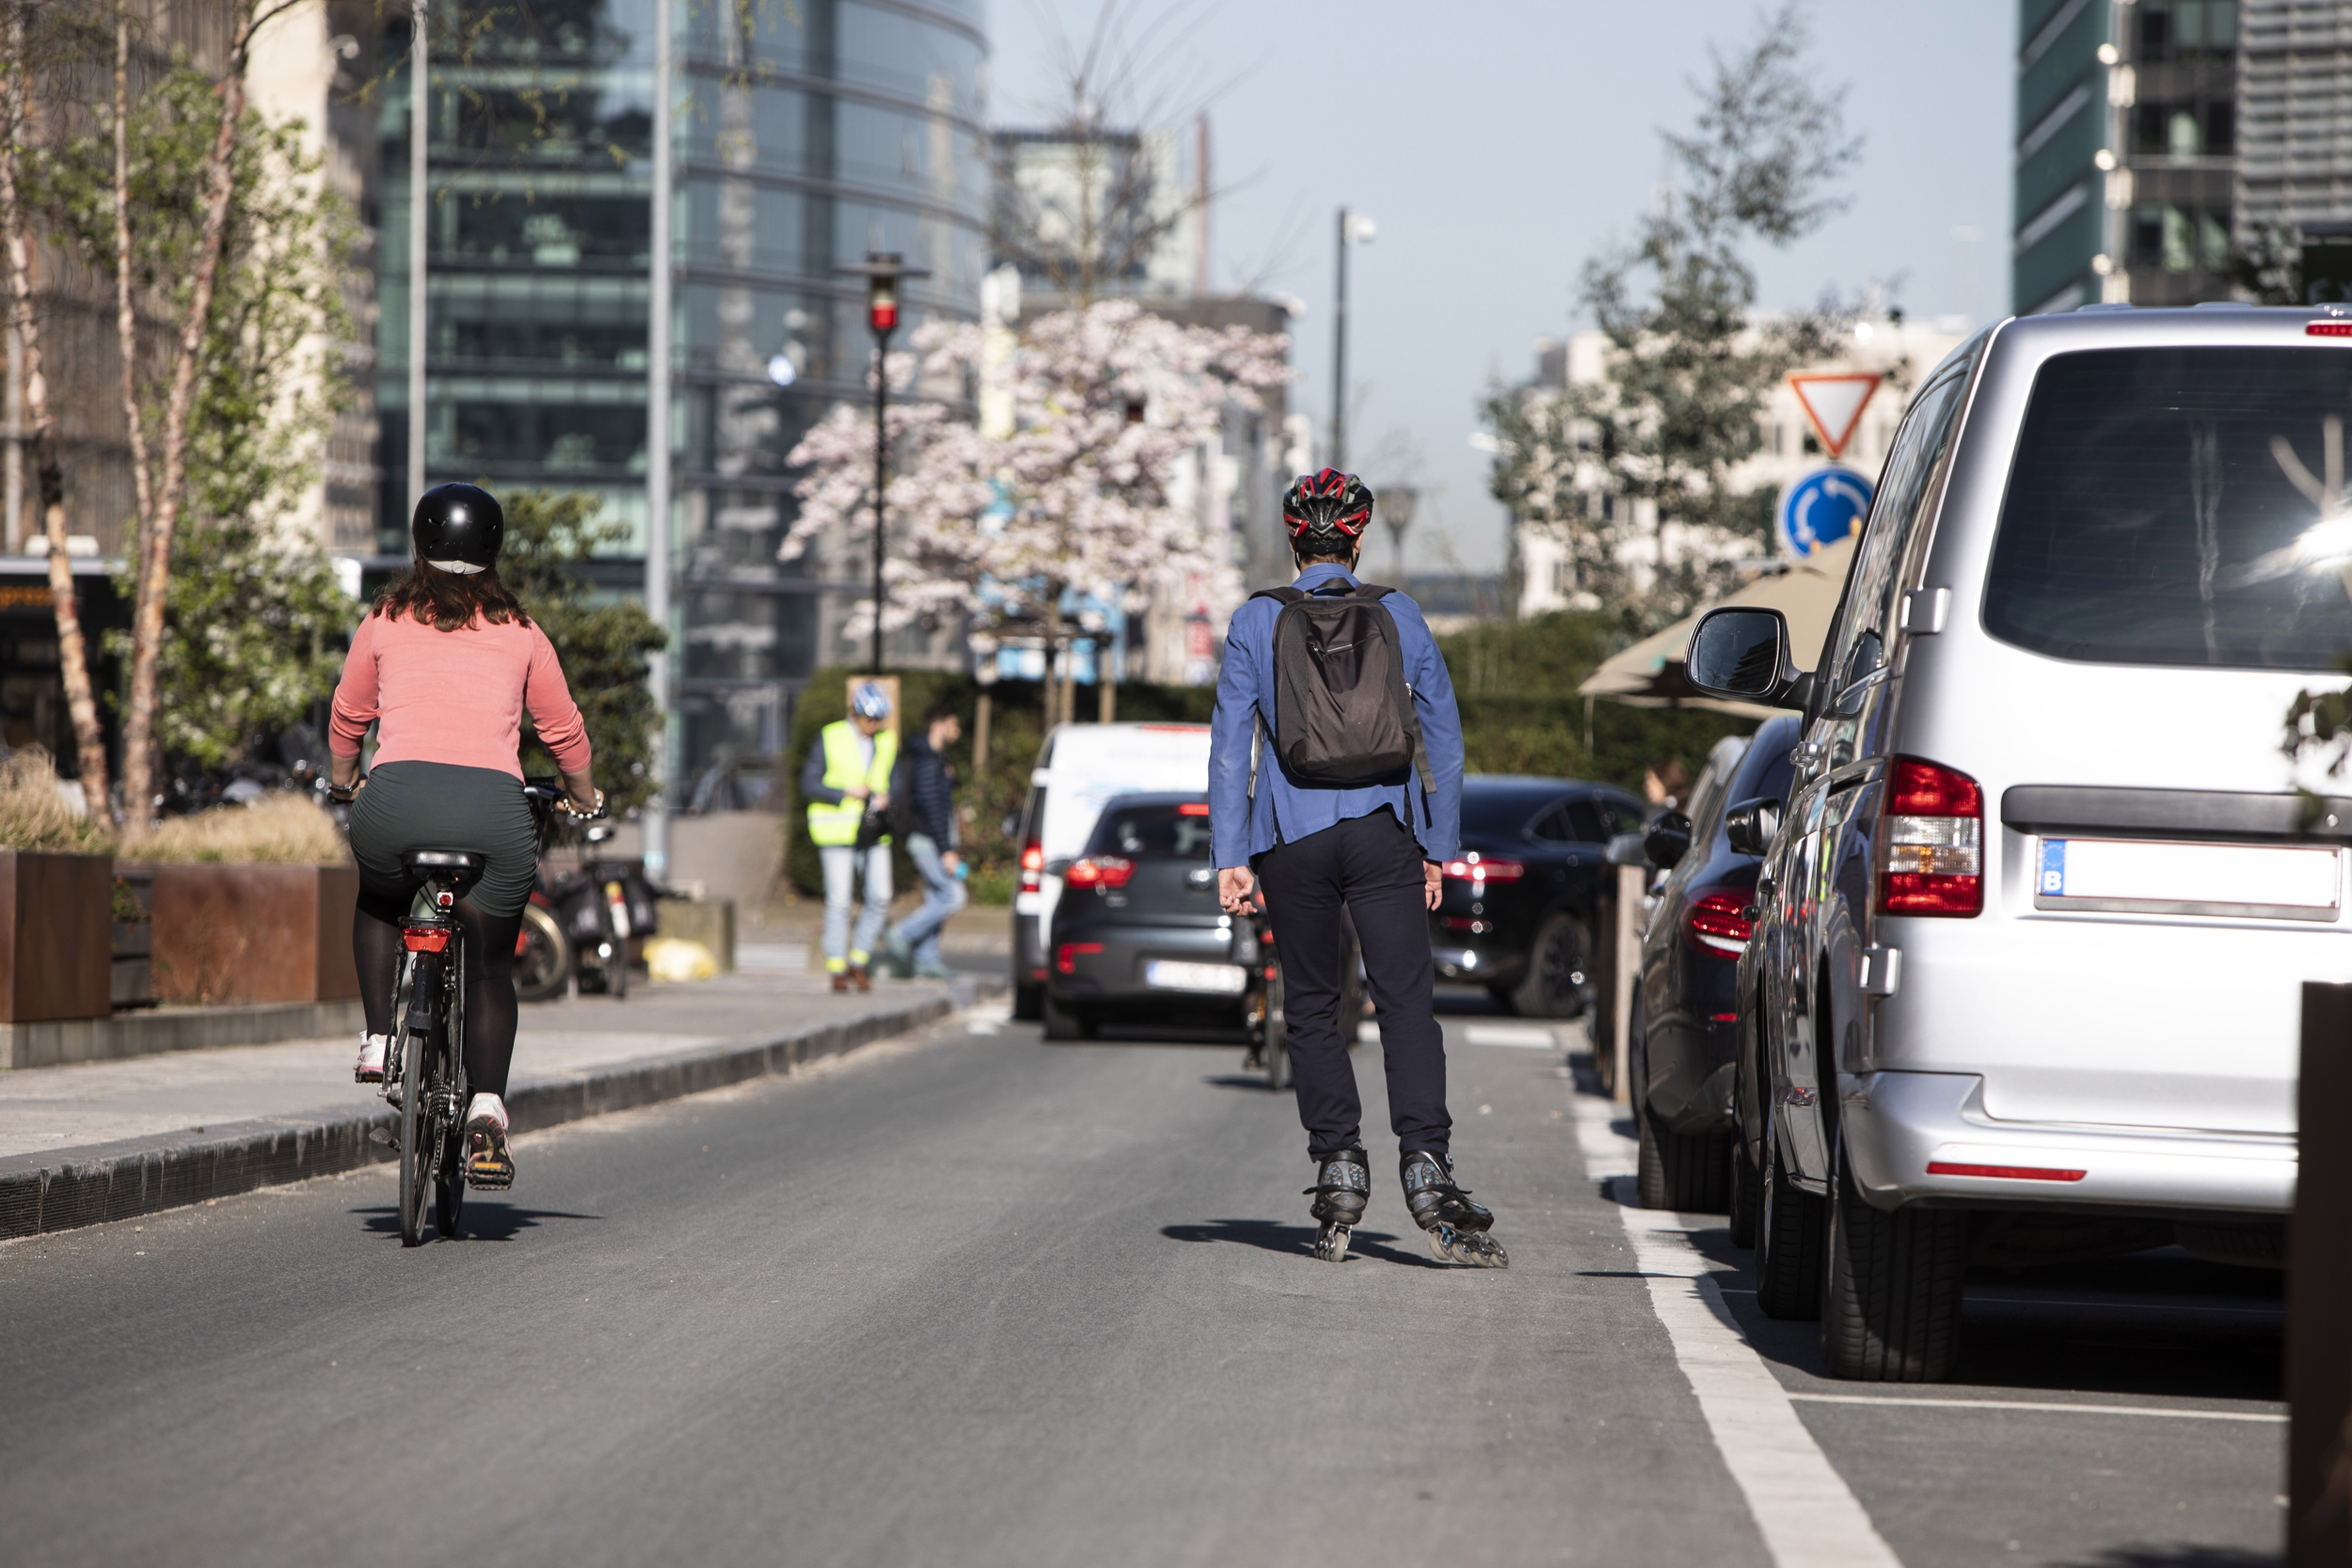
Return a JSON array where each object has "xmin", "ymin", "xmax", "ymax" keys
[{"xmin": 329, "ymin": 610, "xmax": 592, "ymax": 778}]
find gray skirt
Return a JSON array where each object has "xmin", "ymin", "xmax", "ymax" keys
[{"xmin": 348, "ymin": 761, "xmax": 539, "ymax": 919}]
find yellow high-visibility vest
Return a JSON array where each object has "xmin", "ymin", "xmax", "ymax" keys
[{"xmin": 806, "ymin": 720, "xmax": 897, "ymax": 847}]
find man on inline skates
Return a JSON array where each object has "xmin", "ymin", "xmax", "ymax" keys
[{"xmin": 1208, "ymin": 469, "xmax": 1504, "ymax": 1268}]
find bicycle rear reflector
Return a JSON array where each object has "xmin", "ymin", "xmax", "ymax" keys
[{"xmin": 404, "ymin": 927, "xmax": 453, "ymax": 953}]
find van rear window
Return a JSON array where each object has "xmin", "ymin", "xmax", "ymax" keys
[{"xmin": 1986, "ymin": 346, "xmax": 2352, "ymax": 670}]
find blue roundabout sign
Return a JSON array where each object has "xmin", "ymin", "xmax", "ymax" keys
[{"xmin": 1777, "ymin": 465, "xmax": 1873, "ymax": 557}]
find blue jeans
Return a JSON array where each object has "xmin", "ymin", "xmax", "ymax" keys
[
  {"xmin": 890, "ymin": 833, "xmax": 966, "ymax": 968},
  {"xmin": 819, "ymin": 843, "xmax": 892, "ymax": 969}
]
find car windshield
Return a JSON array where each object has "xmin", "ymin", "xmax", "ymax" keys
[
  {"xmin": 1986, "ymin": 345, "xmax": 2352, "ymax": 669},
  {"xmin": 1087, "ymin": 804, "xmax": 1215, "ymax": 860},
  {"xmin": 1460, "ymin": 787, "xmax": 1561, "ymax": 839}
]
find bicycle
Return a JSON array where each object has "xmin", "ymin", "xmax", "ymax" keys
[{"xmin": 381, "ymin": 781, "xmax": 602, "ymax": 1245}]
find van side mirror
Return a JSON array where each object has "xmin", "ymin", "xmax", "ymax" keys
[
  {"xmin": 1604, "ymin": 831, "xmax": 1648, "ymax": 868},
  {"xmin": 1724, "ymin": 797, "xmax": 1783, "ymax": 858},
  {"xmin": 1686, "ymin": 608, "xmax": 1815, "ymax": 710},
  {"xmin": 1643, "ymin": 811, "xmax": 1692, "ymax": 870}
]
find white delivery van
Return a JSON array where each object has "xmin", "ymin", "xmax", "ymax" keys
[{"xmin": 1009, "ymin": 722, "xmax": 1213, "ymax": 1019}]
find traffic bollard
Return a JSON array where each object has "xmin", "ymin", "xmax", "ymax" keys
[{"xmin": 2289, "ymin": 980, "xmax": 2352, "ymax": 1565}]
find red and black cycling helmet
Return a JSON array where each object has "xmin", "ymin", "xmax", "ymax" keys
[{"xmin": 1280, "ymin": 468, "xmax": 1375, "ymax": 554}]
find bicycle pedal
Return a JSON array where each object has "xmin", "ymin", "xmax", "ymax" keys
[{"xmin": 369, "ymin": 1127, "xmax": 397, "ymax": 1148}]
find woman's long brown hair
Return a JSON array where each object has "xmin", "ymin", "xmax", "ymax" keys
[{"xmin": 371, "ymin": 558, "xmax": 532, "ymax": 632}]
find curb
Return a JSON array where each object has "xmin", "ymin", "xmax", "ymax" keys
[{"xmin": 0, "ymin": 988, "xmax": 977, "ymax": 1241}]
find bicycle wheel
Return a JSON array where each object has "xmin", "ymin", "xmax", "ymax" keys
[
  {"xmin": 436, "ymin": 1119, "xmax": 467, "ymax": 1238},
  {"xmin": 436, "ymin": 943, "xmax": 468, "ymax": 1235},
  {"xmin": 397, "ymin": 954, "xmax": 437, "ymax": 1247}
]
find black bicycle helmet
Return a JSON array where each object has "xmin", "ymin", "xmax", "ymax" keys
[
  {"xmin": 1280, "ymin": 468, "xmax": 1374, "ymax": 553},
  {"xmin": 411, "ymin": 483, "xmax": 504, "ymax": 571}
]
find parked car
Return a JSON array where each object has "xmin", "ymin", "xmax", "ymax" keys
[
  {"xmin": 1009, "ymin": 722, "xmax": 1213, "ymax": 1020},
  {"xmin": 1429, "ymin": 776, "xmax": 1647, "ymax": 1016},
  {"xmin": 1041, "ymin": 792, "xmax": 1362, "ymax": 1048},
  {"xmin": 1629, "ymin": 716, "xmax": 1801, "ymax": 1214},
  {"xmin": 1687, "ymin": 307, "xmax": 2344, "ymax": 1383}
]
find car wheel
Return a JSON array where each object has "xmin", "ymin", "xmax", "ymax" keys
[
  {"xmin": 1727, "ymin": 1138, "xmax": 1762, "ymax": 1248},
  {"xmin": 1754, "ymin": 1098, "xmax": 1826, "ymax": 1320},
  {"xmin": 1041, "ymin": 991, "xmax": 1094, "ymax": 1042},
  {"xmin": 1013, "ymin": 979, "xmax": 1043, "ymax": 1022},
  {"xmin": 1820, "ymin": 1138, "xmax": 1968, "ymax": 1381},
  {"xmin": 1636, "ymin": 1103, "xmax": 1732, "ymax": 1213},
  {"xmin": 1508, "ymin": 911, "xmax": 1592, "ymax": 1019}
]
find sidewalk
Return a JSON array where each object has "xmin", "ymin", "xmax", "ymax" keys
[{"xmin": 0, "ymin": 969, "xmax": 992, "ymax": 1240}]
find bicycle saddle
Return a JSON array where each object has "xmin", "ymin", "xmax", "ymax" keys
[{"xmin": 402, "ymin": 848, "xmax": 485, "ymax": 893}]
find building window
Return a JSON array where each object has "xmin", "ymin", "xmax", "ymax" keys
[
  {"xmin": 2134, "ymin": 204, "xmax": 2233, "ymax": 272},
  {"xmin": 2132, "ymin": 100, "xmax": 2234, "ymax": 158},
  {"xmin": 2137, "ymin": 0, "xmax": 2238, "ymax": 61}
]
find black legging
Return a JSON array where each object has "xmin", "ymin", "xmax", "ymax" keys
[{"xmin": 355, "ymin": 890, "xmax": 523, "ymax": 1098}]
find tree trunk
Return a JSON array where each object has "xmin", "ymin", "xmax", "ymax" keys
[
  {"xmin": 0, "ymin": 7, "xmax": 111, "ymax": 809},
  {"xmin": 971, "ymin": 689, "xmax": 991, "ymax": 773},
  {"xmin": 111, "ymin": 8, "xmax": 154, "ymax": 577},
  {"xmin": 1098, "ymin": 648, "xmax": 1115, "ymax": 723},
  {"xmin": 119, "ymin": 0, "xmax": 261, "ymax": 830},
  {"xmin": 1041, "ymin": 590, "xmax": 1064, "ymax": 733}
]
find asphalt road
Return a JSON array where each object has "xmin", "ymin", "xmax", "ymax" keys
[{"xmin": 0, "ymin": 996, "xmax": 2286, "ymax": 1568}]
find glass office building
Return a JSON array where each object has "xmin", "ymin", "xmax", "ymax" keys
[{"xmin": 377, "ymin": 0, "xmax": 987, "ymax": 792}]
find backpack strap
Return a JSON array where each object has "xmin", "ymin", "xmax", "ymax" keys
[
  {"xmin": 1244, "ymin": 589, "xmax": 1303, "ymax": 807},
  {"xmin": 1249, "ymin": 586, "xmax": 1309, "ymax": 606},
  {"xmin": 1360, "ymin": 594, "xmax": 1440, "ymax": 824}
]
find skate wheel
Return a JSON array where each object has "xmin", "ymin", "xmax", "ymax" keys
[
  {"xmin": 1314, "ymin": 1223, "xmax": 1353, "ymax": 1263},
  {"xmin": 1428, "ymin": 1225, "xmax": 1508, "ymax": 1269}
]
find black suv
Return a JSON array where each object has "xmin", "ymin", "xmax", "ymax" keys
[
  {"xmin": 1429, "ymin": 776, "xmax": 1647, "ymax": 1016},
  {"xmin": 1630, "ymin": 715, "xmax": 1799, "ymax": 1212}
]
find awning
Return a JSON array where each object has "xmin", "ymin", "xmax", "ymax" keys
[{"xmin": 1577, "ymin": 535, "xmax": 1858, "ymax": 719}]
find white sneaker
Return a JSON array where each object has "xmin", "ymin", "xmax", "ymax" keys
[
  {"xmin": 465, "ymin": 1092, "xmax": 509, "ymax": 1132},
  {"xmin": 465, "ymin": 1093, "xmax": 514, "ymax": 1189},
  {"xmin": 354, "ymin": 1033, "xmax": 389, "ymax": 1084}
]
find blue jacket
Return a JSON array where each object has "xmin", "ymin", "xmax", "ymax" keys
[{"xmin": 1209, "ymin": 562, "xmax": 1465, "ymax": 869}]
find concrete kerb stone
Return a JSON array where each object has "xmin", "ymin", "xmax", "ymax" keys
[{"xmin": 0, "ymin": 990, "xmax": 968, "ymax": 1241}]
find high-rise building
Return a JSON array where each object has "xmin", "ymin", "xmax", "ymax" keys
[
  {"xmin": 375, "ymin": 0, "xmax": 988, "ymax": 788},
  {"xmin": 2237, "ymin": 1, "xmax": 2352, "ymax": 240},
  {"xmin": 2013, "ymin": 0, "xmax": 2242, "ymax": 314}
]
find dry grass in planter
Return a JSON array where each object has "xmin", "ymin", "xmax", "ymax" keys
[
  {"xmin": 135, "ymin": 795, "xmax": 349, "ymax": 864},
  {"xmin": 0, "ymin": 748, "xmax": 115, "ymax": 855}
]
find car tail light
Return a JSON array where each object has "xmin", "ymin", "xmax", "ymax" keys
[
  {"xmin": 1881, "ymin": 755, "xmax": 1983, "ymax": 917},
  {"xmin": 1178, "ymin": 802, "xmax": 1210, "ymax": 816},
  {"xmin": 1927, "ymin": 1161, "xmax": 2085, "ymax": 1181},
  {"xmin": 1019, "ymin": 840, "xmax": 1044, "ymax": 895},
  {"xmin": 1056, "ymin": 942, "xmax": 1104, "ymax": 974},
  {"xmin": 1064, "ymin": 856, "xmax": 1135, "ymax": 889},
  {"xmin": 1440, "ymin": 855, "xmax": 1525, "ymax": 882},
  {"xmin": 404, "ymin": 926, "xmax": 452, "ymax": 953},
  {"xmin": 1685, "ymin": 887, "xmax": 1755, "ymax": 956},
  {"xmin": 2310, "ymin": 322, "xmax": 2352, "ymax": 338}
]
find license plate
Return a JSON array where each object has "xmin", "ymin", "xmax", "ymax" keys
[
  {"xmin": 2036, "ymin": 838, "xmax": 2342, "ymax": 921},
  {"xmin": 1144, "ymin": 959, "xmax": 1248, "ymax": 993}
]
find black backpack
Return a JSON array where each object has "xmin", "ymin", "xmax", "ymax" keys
[{"xmin": 1248, "ymin": 580, "xmax": 1437, "ymax": 819}]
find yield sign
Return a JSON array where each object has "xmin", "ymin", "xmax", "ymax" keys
[{"xmin": 1788, "ymin": 372, "xmax": 1882, "ymax": 461}]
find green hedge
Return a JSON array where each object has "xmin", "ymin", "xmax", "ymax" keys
[{"xmin": 780, "ymin": 614, "xmax": 1749, "ymax": 901}]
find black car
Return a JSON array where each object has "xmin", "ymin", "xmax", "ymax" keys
[
  {"xmin": 1629, "ymin": 714, "xmax": 1799, "ymax": 1214},
  {"xmin": 1429, "ymin": 776, "xmax": 1647, "ymax": 1016},
  {"xmin": 1041, "ymin": 793, "xmax": 1266, "ymax": 1042}
]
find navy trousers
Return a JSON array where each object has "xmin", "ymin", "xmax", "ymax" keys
[{"xmin": 1255, "ymin": 808, "xmax": 1451, "ymax": 1161}]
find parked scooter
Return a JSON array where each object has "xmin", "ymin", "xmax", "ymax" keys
[{"xmin": 518, "ymin": 778, "xmax": 662, "ymax": 1001}]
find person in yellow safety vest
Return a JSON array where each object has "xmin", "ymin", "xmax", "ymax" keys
[{"xmin": 801, "ymin": 682, "xmax": 898, "ymax": 991}]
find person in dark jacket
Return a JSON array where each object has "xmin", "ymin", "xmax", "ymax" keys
[{"xmin": 882, "ymin": 702, "xmax": 965, "ymax": 980}]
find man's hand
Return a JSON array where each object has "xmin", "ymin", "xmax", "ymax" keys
[
  {"xmin": 1424, "ymin": 861, "xmax": 1442, "ymax": 911},
  {"xmin": 871, "ymin": 790, "xmax": 891, "ymax": 812},
  {"xmin": 1217, "ymin": 865, "xmax": 1259, "ymax": 915},
  {"xmin": 941, "ymin": 849, "xmax": 961, "ymax": 875},
  {"xmin": 844, "ymin": 782, "xmax": 870, "ymax": 801}
]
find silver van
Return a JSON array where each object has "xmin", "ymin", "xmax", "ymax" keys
[{"xmin": 1687, "ymin": 305, "xmax": 2351, "ymax": 1382}]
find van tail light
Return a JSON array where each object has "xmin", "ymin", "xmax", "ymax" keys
[
  {"xmin": 1064, "ymin": 856, "xmax": 1135, "ymax": 890},
  {"xmin": 1685, "ymin": 887, "xmax": 1755, "ymax": 956},
  {"xmin": 1881, "ymin": 755, "xmax": 1983, "ymax": 916},
  {"xmin": 404, "ymin": 926, "xmax": 452, "ymax": 953},
  {"xmin": 1056, "ymin": 942, "xmax": 1104, "ymax": 974},
  {"xmin": 1019, "ymin": 840, "xmax": 1044, "ymax": 895},
  {"xmin": 1440, "ymin": 855, "xmax": 1526, "ymax": 882}
]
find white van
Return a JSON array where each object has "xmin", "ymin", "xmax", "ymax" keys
[{"xmin": 1009, "ymin": 722, "xmax": 1213, "ymax": 1019}]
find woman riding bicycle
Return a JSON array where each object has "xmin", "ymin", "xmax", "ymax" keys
[{"xmin": 327, "ymin": 483, "xmax": 603, "ymax": 1187}]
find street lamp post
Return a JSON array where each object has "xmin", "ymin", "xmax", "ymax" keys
[
  {"xmin": 1379, "ymin": 483, "xmax": 1418, "ymax": 577},
  {"xmin": 838, "ymin": 252, "xmax": 930, "ymax": 676},
  {"xmin": 1330, "ymin": 208, "xmax": 1375, "ymax": 470}
]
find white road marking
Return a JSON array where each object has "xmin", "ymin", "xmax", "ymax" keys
[
  {"xmin": 1788, "ymin": 1394, "xmax": 2284, "ymax": 1423},
  {"xmin": 1461, "ymin": 1022, "xmax": 1564, "ymax": 1049},
  {"xmin": 1572, "ymin": 1095, "xmax": 1902, "ymax": 1568}
]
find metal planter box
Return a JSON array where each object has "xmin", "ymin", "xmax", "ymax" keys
[
  {"xmin": 134, "ymin": 863, "xmax": 361, "ymax": 1006},
  {"xmin": 0, "ymin": 849, "xmax": 113, "ymax": 1022}
]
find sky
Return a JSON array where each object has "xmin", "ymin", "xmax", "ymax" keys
[{"xmin": 987, "ymin": 1, "xmax": 2015, "ymax": 576}]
